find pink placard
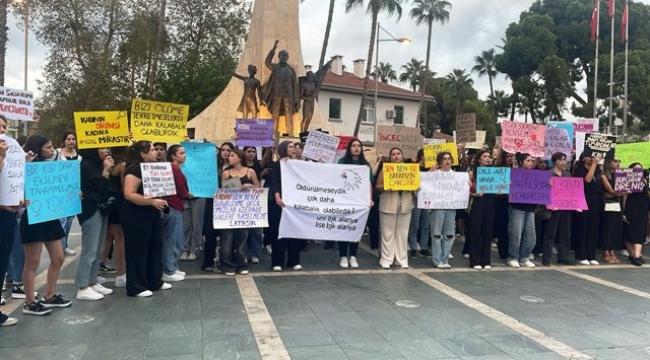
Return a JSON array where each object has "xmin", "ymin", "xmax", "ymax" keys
[
  {"xmin": 548, "ymin": 177, "xmax": 588, "ymax": 210},
  {"xmin": 501, "ymin": 121, "xmax": 546, "ymax": 157}
]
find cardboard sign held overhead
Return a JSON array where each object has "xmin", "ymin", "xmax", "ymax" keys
[
  {"xmin": 501, "ymin": 121, "xmax": 546, "ymax": 157},
  {"xmin": 455, "ymin": 113, "xmax": 477, "ymax": 143},
  {"xmin": 235, "ymin": 119, "xmax": 274, "ymax": 147},
  {"xmin": 464, "ymin": 130, "xmax": 486, "ymax": 149},
  {"xmin": 131, "ymin": 99, "xmax": 189, "ymax": 143},
  {"xmin": 376, "ymin": 125, "xmax": 423, "ymax": 160},
  {"xmin": 433, "ymin": 131, "xmax": 455, "ymax": 143},
  {"xmin": 583, "ymin": 133, "xmax": 616, "ymax": 160},
  {"xmin": 74, "ymin": 111, "xmax": 130, "ymax": 149}
]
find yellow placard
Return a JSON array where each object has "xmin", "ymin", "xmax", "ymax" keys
[
  {"xmin": 423, "ymin": 143, "xmax": 459, "ymax": 168},
  {"xmin": 383, "ymin": 163, "xmax": 420, "ymax": 191},
  {"xmin": 73, "ymin": 111, "xmax": 130, "ymax": 149},
  {"xmin": 130, "ymin": 99, "xmax": 189, "ymax": 143}
]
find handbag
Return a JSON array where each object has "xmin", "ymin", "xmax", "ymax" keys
[{"xmin": 604, "ymin": 202, "xmax": 621, "ymax": 212}]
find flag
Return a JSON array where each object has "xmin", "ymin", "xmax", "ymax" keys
[
  {"xmin": 621, "ymin": 1, "xmax": 628, "ymax": 42},
  {"xmin": 591, "ymin": 0, "xmax": 599, "ymax": 41},
  {"xmin": 608, "ymin": 0, "xmax": 615, "ymax": 17}
]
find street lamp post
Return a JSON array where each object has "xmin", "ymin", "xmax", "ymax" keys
[
  {"xmin": 14, "ymin": 0, "xmax": 29, "ymax": 136},
  {"xmin": 372, "ymin": 22, "xmax": 410, "ymax": 145}
]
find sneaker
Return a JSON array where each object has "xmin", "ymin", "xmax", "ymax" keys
[
  {"xmin": 239, "ymin": 269, "xmax": 249, "ymax": 275},
  {"xmin": 380, "ymin": 263, "xmax": 390, "ymax": 269},
  {"xmin": 64, "ymin": 248, "xmax": 76, "ymax": 256},
  {"xmin": 179, "ymin": 252, "xmax": 189, "ymax": 261},
  {"xmin": 250, "ymin": 256, "xmax": 260, "ymax": 264},
  {"xmin": 349, "ymin": 256, "xmax": 359, "ymax": 268},
  {"xmin": 620, "ymin": 249, "xmax": 630, "ymax": 257},
  {"xmin": 99, "ymin": 263, "xmax": 116, "ymax": 274},
  {"xmin": 0, "ymin": 316, "xmax": 17, "ymax": 326},
  {"xmin": 272, "ymin": 266, "xmax": 282, "ymax": 272},
  {"xmin": 12, "ymin": 284, "xmax": 37, "ymax": 300},
  {"xmin": 162, "ymin": 273, "xmax": 185, "ymax": 282},
  {"xmin": 114, "ymin": 274, "xmax": 127, "ymax": 288},
  {"xmin": 631, "ymin": 257, "xmax": 643, "ymax": 267},
  {"xmin": 506, "ymin": 260, "xmax": 520, "ymax": 268},
  {"xmin": 443, "ymin": 264, "xmax": 452, "ymax": 269},
  {"xmin": 577, "ymin": 260, "xmax": 590, "ymax": 266},
  {"xmin": 472, "ymin": 265, "xmax": 482, "ymax": 270},
  {"xmin": 462, "ymin": 254, "xmax": 470, "ymax": 259},
  {"xmin": 339, "ymin": 257, "xmax": 349, "ymax": 269},
  {"xmin": 644, "ymin": 236, "xmax": 650, "ymax": 245},
  {"xmin": 521, "ymin": 261, "xmax": 536, "ymax": 268},
  {"xmin": 447, "ymin": 253, "xmax": 454, "ymax": 260},
  {"xmin": 483, "ymin": 265, "xmax": 492, "ymax": 270},
  {"xmin": 96, "ymin": 276, "xmax": 107, "ymax": 285},
  {"xmin": 224, "ymin": 271, "xmax": 236, "ymax": 276},
  {"xmin": 23, "ymin": 301, "xmax": 52, "ymax": 315},
  {"xmin": 400, "ymin": 264, "xmax": 409, "ymax": 269},
  {"xmin": 589, "ymin": 260, "xmax": 600, "ymax": 265},
  {"xmin": 136, "ymin": 290, "xmax": 153, "ymax": 298},
  {"xmin": 436, "ymin": 264, "xmax": 447, "ymax": 269},
  {"xmin": 91, "ymin": 284, "xmax": 114, "ymax": 295},
  {"xmin": 187, "ymin": 253, "xmax": 197, "ymax": 261},
  {"xmin": 293, "ymin": 265, "xmax": 302, "ymax": 271},
  {"xmin": 160, "ymin": 282, "xmax": 172, "ymax": 290},
  {"xmin": 76, "ymin": 288, "xmax": 104, "ymax": 301},
  {"xmin": 174, "ymin": 270, "xmax": 186, "ymax": 277},
  {"xmin": 0, "ymin": 296, "xmax": 5, "ymax": 305},
  {"xmin": 41, "ymin": 294, "xmax": 72, "ymax": 308},
  {"xmin": 420, "ymin": 249, "xmax": 432, "ymax": 257},
  {"xmin": 263, "ymin": 245, "xmax": 272, "ymax": 255}
]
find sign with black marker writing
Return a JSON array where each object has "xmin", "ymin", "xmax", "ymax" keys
[
  {"xmin": 140, "ymin": 162, "xmax": 176, "ymax": 198},
  {"xmin": 0, "ymin": 135, "xmax": 25, "ymax": 206},
  {"xmin": 213, "ymin": 188, "xmax": 269, "ymax": 229},
  {"xmin": 476, "ymin": 167, "xmax": 511, "ymax": 194},
  {"xmin": 302, "ymin": 130, "xmax": 340, "ymax": 163},
  {"xmin": 417, "ymin": 171, "xmax": 469, "ymax": 209}
]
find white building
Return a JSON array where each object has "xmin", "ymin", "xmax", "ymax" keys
[{"xmin": 317, "ymin": 56, "xmax": 430, "ymax": 143}]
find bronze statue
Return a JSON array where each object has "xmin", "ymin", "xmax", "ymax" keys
[
  {"xmin": 299, "ymin": 60, "xmax": 332, "ymax": 133},
  {"xmin": 262, "ymin": 40, "xmax": 301, "ymax": 137},
  {"xmin": 233, "ymin": 64, "xmax": 264, "ymax": 119}
]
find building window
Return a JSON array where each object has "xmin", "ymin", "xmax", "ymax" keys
[
  {"xmin": 362, "ymin": 101, "xmax": 375, "ymax": 123},
  {"xmin": 329, "ymin": 98, "xmax": 341, "ymax": 120},
  {"xmin": 394, "ymin": 105, "xmax": 404, "ymax": 125}
]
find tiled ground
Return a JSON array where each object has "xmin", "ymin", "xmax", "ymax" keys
[{"xmin": 2, "ymin": 226, "xmax": 650, "ymax": 359}]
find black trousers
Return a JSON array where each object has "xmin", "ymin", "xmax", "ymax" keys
[
  {"xmin": 220, "ymin": 229, "xmax": 249, "ymax": 272},
  {"xmin": 543, "ymin": 210, "xmax": 571, "ymax": 263},
  {"xmin": 121, "ymin": 204, "xmax": 163, "ymax": 296},
  {"xmin": 493, "ymin": 196, "xmax": 510, "ymax": 260},
  {"xmin": 468, "ymin": 196, "xmax": 495, "ymax": 267},
  {"xmin": 268, "ymin": 201, "xmax": 301, "ymax": 268},
  {"xmin": 202, "ymin": 198, "xmax": 219, "ymax": 269},
  {"xmin": 574, "ymin": 195, "xmax": 601, "ymax": 261},
  {"xmin": 368, "ymin": 196, "xmax": 380, "ymax": 249},
  {"xmin": 338, "ymin": 242, "xmax": 359, "ymax": 257},
  {"xmin": 0, "ymin": 210, "xmax": 16, "ymax": 285}
]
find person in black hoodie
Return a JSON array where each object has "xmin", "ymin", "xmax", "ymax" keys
[{"xmin": 75, "ymin": 148, "xmax": 116, "ymax": 301}]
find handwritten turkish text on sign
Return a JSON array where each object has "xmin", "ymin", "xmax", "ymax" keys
[
  {"xmin": 25, "ymin": 161, "xmax": 81, "ymax": 224},
  {"xmin": 0, "ymin": 136, "xmax": 25, "ymax": 206},
  {"xmin": 508, "ymin": 169, "xmax": 551, "ymax": 205},
  {"xmin": 279, "ymin": 160, "xmax": 371, "ymax": 242},
  {"xmin": 376, "ymin": 125, "xmax": 423, "ymax": 160},
  {"xmin": 0, "ymin": 86, "xmax": 34, "ymax": 122},
  {"xmin": 547, "ymin": 121, "xmax": 574, "ymax": 146},
  {"xmin": 235, "ymin": 119, "xmax": 274, "ymax": 147},
  {"xmin": 501, "ymin": 121, "xmax": 546, "ymax": 157},
  {"xmin": 417, "ymin": 171, "xmax": 469, "ymax": 209},
  {"xmin": 181, "ymin": 142, "xmax": 218, "ymax": 198},
  {"xmin": 140, "ymin": 162, "xmax": 177, "ymax": 198},
  {"xmin": 465, "ymin": 130, "xmax": 486, "ymax": 149},
  {"xmin": 423, "ymin": 143, "xmax": 458, "ymax": 168},
  {"xmin": 302, "ymin": 130, "xmax": 340, "ymax": 163},
  {"xmin": 74, "ymin": 111, "xmax": 130, "ymax": 149},
  {"xmin": 383, "ymin": 163, "xmax": 420, "ymax": 191},
  {"xmin": 131, "ymin": 99, "xmax": 189, "ymax": 143},
  {"xmin": 548, "ymin": 177, "xmax": 588, "ymax": 210},
  {"xmin": 544, "ymin": 127, "xmax": 572, "ymax": 160},
  {"xmin": 583, "ymin": 133, "xmax": 616, "ymax": 160},
  {"xmin": 614, "ymin": 168, "xmax": 645, "ymax": 193},
  {"xmin": 455, "ymin": 113, "xmax": 477, "ymax": 143},
  {"xmin": 476, "ymin": 167, "xmax": 511, "ymax": 194},
  {"xmin": 213, "ymin": 188, "xmax": 269, "ymax": 229},
  {"xmin": 615, "ymin": 142, "xmax": 650, "ymax": 168}
]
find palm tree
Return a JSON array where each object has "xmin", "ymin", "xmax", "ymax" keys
[
  {"xmin": 409, "ymin": 0, "xmax": 451, "ymax": 127},
  {"xmin": 371, "ymin": 62, "xmax": 397, "ymax": 83},
  {"xmin": 446, "ymin": 69, "xmax": 473, "ymax": 114},
  {"xmin": 472, "ymin": 48, "xmax": 497, "ymax": 98},
  {"xmin": 399, "ymin": 58, "xmax": 425, "ymax": 91},
  {"xmin": 346, "ymin": 0, "xmax": 404, "ymax": 137},
  {"xmin": 0, "ymin": 0, "xmax": 7, "ymax": 86},
  {"xmin": 146, "ymin": 0, "xmax": 166, "ymax": 96},
  {"xmin": 302, "ymin": 0, "xmax": 336, "ymax": 68},
  {"xmin": 486, "ymin": 90, "xmax": 510, "ymax": 118}
]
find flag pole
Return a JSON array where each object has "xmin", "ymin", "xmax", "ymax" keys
[
  {"xmin": 608, "ymin": 0, "xmax": 616, "ymax": 135},
  {"xmin": 592, "ymin": 0, "xmax": 600, "ymax": 121},
  {"xmin": 622, "ymin": 0, "xmax": 629, "ymax": 142}
]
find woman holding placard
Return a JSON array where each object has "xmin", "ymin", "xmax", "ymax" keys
[
  {"xmin": 468, "ymin": 150, "xmax": 495, "ymax": 270},
  {"xmin": 21, "ymin": 135, "xmax": 72, "ymax": 314},
  {"xmin": 121, "ymin": 141, "xmax": 171, "ymax": 297},
  {"xmin": 623, "ymin": 163, "xmax": 649, "ymax": 266},
  {"xmin": 220, "ymin": 148, "xmax": 261, "ymax": 275},
  {"xmin": 541, "ymin": 152, "xmax": 572, "ymax": 267},
  {"xmin": 430, "ymin": 151, "xmax": 457, "ymax": 269},
  {"xmin": 572, "ymin": 152, "xmax": 603, "ymax": 266},
  {"xmin": 54, "ymin": 131, "xmax": 82, "ymax": 256},
  {"xmin": 376, "ymin": 147, "xmax": 415, "ymax": 269},
  {"xmin": 600, "ymin": 158, "xmax": 626, "ymax": 264},
  {"xmin": 506, "ymin": 153, "xmax": 537, "ymax": 269}
]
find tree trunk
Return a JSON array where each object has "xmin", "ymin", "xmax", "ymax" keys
[
  {"xmin": 147, "ymin": 0, "xmax": 166, "ymax": 97},
  {"xmin": 488, "ymin": 74, "xmax": 494, "ymax": 99},
  {"xmin": 318, "ymin": 0, "xmax": 335, "ymax": 69},
  {"xmin": 416, "ymin": 19, "xmax": 433, "ymax": 130},
  {"xmin": 353, "ymin": 9, "xmax": 378, "ymax": 137},
  {"xmin": 510, "ymin": 91, "xmax": 517, "ymax": 121},
  {"xmin": 0, "ymin": 0, "xmax": 7, "ymax": 86}
]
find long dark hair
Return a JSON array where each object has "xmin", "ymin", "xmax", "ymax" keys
[
  {"xmin": 243, "ymin": 146, "xmax": 260, "ymax": 166},
  {"xmin": 472, "ymin": 149, "xmax": 491, "ymax": 168},
  {"xmin": 341, "ymin": 139, "xmax": 368, "ymax": 165},
  {"xmin": 388, "ymin": 147, "xmax": 403, "ymax": 163},
  {"xmin": 23, "ymin": 134, "xmax": 51, "ymax": 162},
  {"xmin": 78, "ymin": 148, "xmax": 104, "ymax": 168},
  {"xmin": 60, "ymin": 131, "xmax": 76, "ymax": 148},
  {"xmin": 514, "ymin": 152, "xmax": 531, "ymax": 168},
  {"xmin": 166, "ymin": 144, "xmax": 183, "ymax": 162},
  {"xmin": 218, "ymin": 142, "xmax": 235, "ymax": 169},
  {"xmin": 126, "ymin": 140, "xmax": 152, "ymax": 169}
]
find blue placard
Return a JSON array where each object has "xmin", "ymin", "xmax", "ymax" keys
[
  {"xmin": 476, "ymin": 167, "xmax": 511, "ymax": 194},
  {"xmin": 547, "ymin": 121, "xmax": 574, "ymax": 146},
  {"xmin": 181, "ymin": 142, "xmax": 218, "ymax": 198},
  {"xmin": 25, "ymin": 161, "xmax": 81, "ymax": 224}
]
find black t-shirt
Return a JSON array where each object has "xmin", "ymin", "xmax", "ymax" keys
[
  {"xmin": 125, "ymin": 164, "xmax": 144, "ymax": 195},
  {"xmin": 573, "ymin": 165, "xmax": 602, "ymax": 196}
]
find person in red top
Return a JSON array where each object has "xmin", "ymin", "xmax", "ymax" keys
[{"xmin": 162, "ymin": 145, "xmax": 191, "ymax": 282}]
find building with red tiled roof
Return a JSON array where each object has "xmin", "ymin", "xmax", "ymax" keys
[{"xmin": 316, "ymin": 56, "xmax": 432, "ymax": 143}]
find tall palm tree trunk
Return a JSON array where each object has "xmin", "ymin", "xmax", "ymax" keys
[
  {"xmin": 0, "ymin": 0, "xmax": 7, "ymax": 86},
  {"xmin": 147, "ymin": 0, "xmax": 166, "ymax": 97},
  {"xmin": 416, "ymin": 19, "xmax": 432, "ymax": 130},
  {"xmin": 488, "ymin": 75, "xmax": 494, "ymax": 99},
  {"xmin": 353, "ymin": 9, "xmax": 378, "ymax": 137},
  {"xmin": 319, "ymin": 0, "xmax": 336, "ymax": 68}
]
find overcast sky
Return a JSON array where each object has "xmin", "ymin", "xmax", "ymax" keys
[{"xmin": 5, "ymin": 0, "xmax": 649, "ymax": 105}]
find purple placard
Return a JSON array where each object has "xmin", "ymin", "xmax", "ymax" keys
[
  {"xmin": 235, "ymin": 119, "xmax": 274, "ymax": 147},
  {"xmin": 508, "ymin": 169, "xmax": 551, "ymax": 205},
  {"xmin": 614, "ymin": 168, "xmax": 645, "ymax": 193},
  {"xmin": 574, "ymin": 123, "xmax": 594, "ymax": 133},
  {"xmin": 544, "ymin": 128, "xmax": 572, "ymax": 160},
  {"xmin": 548, "ymin": 177, "xmax": 588, "ymax": 210}
]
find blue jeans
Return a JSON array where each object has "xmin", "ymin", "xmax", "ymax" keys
[
  {"xmin": 59, "ymin": 215, "xmax": 75, "ymax": 249},
  {"xmin": 10, "ymin": 216, "xmax": 24, "ymax": 283},
  {"xmin": 508, "ymin": 206, "xmax": 536, "ymax": 263},
  {"xmin": 162, "ymin": 208, "xmax": 184, "ymax": 275},
  {"xmin": 407, "ymin": 208, "xmax": 431, "ymax": 251},
  {"xmin": 430, "ymin": 209, "xmax": 456, "ymax": 266},
  {"xmin": 247, "ymin": 228, "xmax": 263, "ymax": 258},
  {"xmin": 75, "ymin": 210, "xmax": 108, "ymax": 288}
]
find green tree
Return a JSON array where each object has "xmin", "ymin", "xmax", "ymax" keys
[
  {"xmin": 345, "ymin": 0, "xmax": 404, "ymax": 137},
  {"xmin": 371, "ymin": 61, "xmax": 397, "ymax": 83},
  {"xmin": 399, "ymin": 58, "xmax": 425, "ymax": 91},
  {"xmin": 486, "ymin": 90, "xmax": 510, "ymax": 118},
  {"xmin": 446, "ymin": 69, "xmax": 475, "ymax": 114},
  {"xmin": 472, "ymin": 48, "xmax": 497, "ymax": 98}
]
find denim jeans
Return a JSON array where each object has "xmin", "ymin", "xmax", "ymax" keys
[
  {"xmin": 220, "ymin": 228, "xmax": 250, "ymax": 272},
  {"xmin": 59, "ymin": 215, "xmax": 75, "ymax": 249},
  {"xmin": 508, "ymin": 206, "xmax": 536, "ymax": 263},
  {"xmin": 430, "ymin": 209, "xmax": 456, "ymax": 266},
  {"xmin": 247, "ymin": 227, "xmax": 263, "ymax": 258},
  {"xmin": 407, "ymin": 208, "xmax": 431, "ymax": 251},
  {"xmin": 162, "ymin": 208, "xmax": 184, "ymax": 275},
  {"xmin": 75, "ymin": 209, "xmax": 108, "ymax": 288},
  {"xmin": 10, "ymin": 216, "xmax": 24, "ymax": 283}
]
